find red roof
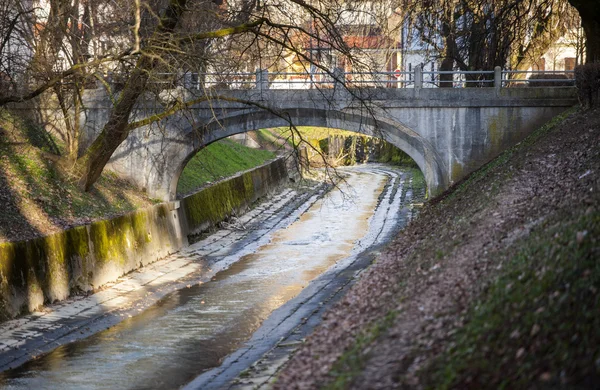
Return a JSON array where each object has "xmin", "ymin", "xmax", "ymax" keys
[{"xmin": 343, "ymin": 35, "xmax": 399, "ymax": 49}]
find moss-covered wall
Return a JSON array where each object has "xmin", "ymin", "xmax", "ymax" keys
[
  {"xmin": 0, "ymin": 203, "xmax": 185, "ymax": 321},
  {"xmin": 0, "ymin": 157, "xmax": 289, "ymax": 321},
  {"xmin": 183, "ymin": 157, "xmax": 289, "ymax": 235}
]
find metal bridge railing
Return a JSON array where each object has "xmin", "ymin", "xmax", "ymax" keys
[
  {"xmin": 501, "ymin": 70, "xmax": 575, "ymax": 87},
  {"xmin": 99, "ymin": 66, "xmax": 576, "ymax": 91}
]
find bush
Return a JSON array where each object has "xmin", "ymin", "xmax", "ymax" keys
[
  {"xmin": 575, "ymin": 63, "xmax": 600, "ymax": 108},
  {"xmin": 527, "ymin": 72, "xmax": 574, "ymax": 87}
]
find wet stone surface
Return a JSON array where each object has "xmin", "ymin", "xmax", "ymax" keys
[{"xmin": 0, "ymin": 165, "xmax": 423, "ymax": 390}]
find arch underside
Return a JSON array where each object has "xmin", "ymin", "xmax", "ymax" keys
[{"xmin": 172, "ymin": 108, "xmax": 448, "ymax": 199}]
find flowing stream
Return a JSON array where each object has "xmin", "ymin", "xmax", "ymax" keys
[{"xmin": 0, "ymin": 165, "xmax": 423, "ymax": 390}]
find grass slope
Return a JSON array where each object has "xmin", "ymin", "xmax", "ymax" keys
[
  {"xmin": 425, "ymin": 207, "xmax": 599, "ymax": 389},
  {"xmin": 176, "ymin": 138, "xmax": 275, "ymax": 196},
  {"xmin": 0, "ymin": 108, "xmax": 276, "ymax": 243}
]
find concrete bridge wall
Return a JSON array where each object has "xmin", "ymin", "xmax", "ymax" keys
[{"xmin": 78, "ymin": 86, "xmax": 576, "ymax": 200}]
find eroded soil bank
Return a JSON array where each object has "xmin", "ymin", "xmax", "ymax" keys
[{"xmin": 275, "ymin": 107, "xmax": 599, "ymax": 389}]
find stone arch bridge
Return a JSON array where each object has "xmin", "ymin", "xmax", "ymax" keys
[{"xmin": 81, "ymin": 84, "xmax": 577, "ymax": 201}]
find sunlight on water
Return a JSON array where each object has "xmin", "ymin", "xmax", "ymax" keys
[{"xmin": 0, "ymin": 168, "xmax": 416, "ymax": 390}]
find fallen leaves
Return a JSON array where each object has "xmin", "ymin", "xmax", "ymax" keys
[{"xmin": 275, "ymin": 107, "xmax": 600, "ymax": 388}]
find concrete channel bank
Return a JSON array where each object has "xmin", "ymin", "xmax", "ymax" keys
[
  {"xmin": 0, "ymin": 164, "xmax": 420, "ymax": 387},
  {"xmin": 0, "ymin": 157, "xmax": 290, "ymax": 320}
]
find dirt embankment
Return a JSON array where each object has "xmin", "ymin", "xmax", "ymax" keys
[
  {"xmin": 275, "ymin": 107, "xmax": 600, "ymax": 389},
  {"xmin": 0, "ymin": 110, "xmax": 155, "ymax": 244}
]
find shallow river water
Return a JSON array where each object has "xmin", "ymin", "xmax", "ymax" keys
[{"xmin": 0, "ymin": 165, "xmax": 423, "ymax": 390}]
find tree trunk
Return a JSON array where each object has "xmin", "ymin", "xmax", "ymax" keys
[
  {"xmin": 582, "ymin": 16, "xmax": 600, "ymax": 63},
  {"xmin": 439, "ymin": 3, "xmax": 456, "ymax": 88},
  {"xmin": 72, "ymin": 0, "xmax": 187, "ymax": 191},
  {"xmin": 439, "ymin": 53, "xmax": 454, "ymax": 88},
  {"xmin": 568, "ymin": 0, "xmax": 600, "ymax": 63},
  {"xmin": 73, "ymin": 64, "xmax": 150, "ymax": 190}
]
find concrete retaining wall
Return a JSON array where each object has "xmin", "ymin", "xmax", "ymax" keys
[
  {"xmin": 183, "ymin": 157, "xmax": 288, "ymax": 235},
  {"xmin": 0, "ymin": 158, "xmax": 289, "ymax": 320}
]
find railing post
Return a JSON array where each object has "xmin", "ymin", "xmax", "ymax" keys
[
  {"xmin": 414, "ymin": 65, "xmax": 423, "ymax": 89},
  {"xmin": 309, "ymin": 64, "xmax": 316, "ymax": 89},
  {"xmin": 256, "ymin": 68, "xmax": 269, "ymax": 90},
  {"xmin": 262, "ymin": 69, "xmax": 269, "ymax": 90},
  {"xmin": 494, "ymin": 66, "xmax": 502, "ymax": 89},
  {"xmin": 333, "ymin": 67, "xmax": 345, "ymax": 90},
  {"xmin": 183, "ymin": 72, "xmax": 191, "ymax": 89}
]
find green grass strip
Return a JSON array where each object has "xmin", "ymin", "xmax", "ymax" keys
[{"xmin": 177, "ymin": 139, "xmax": 275, "ymax": 195}]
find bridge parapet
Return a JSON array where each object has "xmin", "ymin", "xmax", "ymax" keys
[
  {"xmin": 178, "ymin": 86, "xmax": 577, "ymax": 111},
  {"xmin": 169, "ymin": 67, "xmax": 575, "ymax": 91},
  {"xmin": 99, "ymin": 67, "xmax": 576, "ymax": 91}
]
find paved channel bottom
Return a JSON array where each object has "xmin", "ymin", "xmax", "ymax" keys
[{"xmin": 0, "ymin": 165, "xmax": 423, "ymax": 389}]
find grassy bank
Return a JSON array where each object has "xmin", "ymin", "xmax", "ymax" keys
[
  {"xmin": 418, "ymin": 109, "xmax": 600, "ymax": 388},
  {"xmin": 176, "ymin": 138, "xmax": 275, "ymax": 196},
  {"xmin": 423, "ymin": 206, "xmax": 599, "ymax": 388}
]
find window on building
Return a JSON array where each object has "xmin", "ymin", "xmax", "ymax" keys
[{"xmin": 564, "ymin": 57, "xmax": 576, "ymax": 71}]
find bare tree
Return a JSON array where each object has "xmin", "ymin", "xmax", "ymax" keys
[
  {"xmin": 1, "ymin": 0, "xmax": 374, "ymax": 191},
  {"xmin": 397, "ymin": 0, "xmax": 581, "ymax": 85},
  {"xmin": 0, "ymin": 1, "xmax": 35, "ymax": 89}
]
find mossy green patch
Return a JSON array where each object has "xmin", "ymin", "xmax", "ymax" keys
[
  {"xmin": 0, "ymin": 242, "xmax": 16, "ymax": 279},
  {"xmin": 0, "ymin": 200, "xmax": 185, "ymax": 320},
  {"xmin": 184, "ymin": 178, "xmax": 248, "ymax": 229},
  {"xmin": 487, "ymin": 114, "xmax": 502, "ymax": 151},
  {"xmin": 243, "ymin": 171, "xmax": 254, "ymax": 194},
  {"xmin": 43, "ymin": 234, "xmax": 67, "ymax": 286},
  {"xmin": 128, "ymin": 210, "xmax": 151, "ymax": 247},
  {"xmin": 377, "ymin": 141, "xmax": 418, "ymax": 167},
  {"xmin": 65, "ymin": 226, "xmax": 90, "ymax": 260},
  {"xmin": 451, "ymin": 161, "xmax": 464, "ymax": 182},
  {"xmin": 88, "ymin": 218, "xmax": 129, "ymax": 266},
  {"xmin": 183, "ymin": 159, "xmax": 287, "ymax": 235},
  {"xmin": 325, "ymin": 311, "xmax": 398, "ymax": 390},
  {"xmin": 421, "ymin": 209, "xmax": 600, "ymax": 389}
]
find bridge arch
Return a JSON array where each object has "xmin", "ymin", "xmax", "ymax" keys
[{"xmin": 169, "ymin": 108, "xmax": 448, "ymax": 200}]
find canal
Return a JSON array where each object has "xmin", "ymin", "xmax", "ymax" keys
[{"xmin": 0, "ymin": 165, "xmax": 424, "ymax": 389}]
